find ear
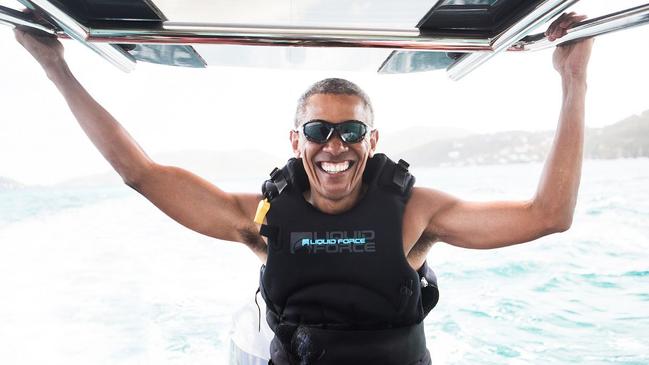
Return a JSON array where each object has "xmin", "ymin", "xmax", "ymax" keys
[
  {"xmin": 368, "ymin": 129, "xmax": 379, "ymax": 157},
  {"xmin": 290, "ymin": 130, "xmax": 301, "ymax": 158}
]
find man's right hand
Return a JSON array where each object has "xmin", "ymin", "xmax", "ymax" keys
[
  {"xmin": 14, "ymin": 28, "xmax": 65, "ymax": 74},
  {"xmin": 13, "ymin": 26, "xmax": 267, "ymax": 262}
]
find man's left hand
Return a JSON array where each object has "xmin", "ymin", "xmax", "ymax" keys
[{"xmin": 546, "ymin": 12, "xmax": 594, "ymax": 80}]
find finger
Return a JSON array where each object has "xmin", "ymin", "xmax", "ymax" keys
[
  {"xmin": 19, "ymin": 7, "xmax": 50, "ymax": 29},
  {"xmin": 546, "ymin": 21, "xmax": 559, "ymax": 37},
  {"xmin": 561, "ymin": 14, "xmax": 587, "ymax": 27},
  {"xmin": 550, "ymin": 12, "xmax": 584, "ymax": 39},
  {"xmin": 560, "ymin": 19, "xmax": 580, "ymax": 28},
  {"xmin": 16, "ymin": 26, "xmax": 55, "ymax": 42},
  {"xmin": 547, "ymin": 12, "xmax": 571, "ymax": 36},
  {"xmin": 13, "ymin": 28, "xmax": 25, "ymax": 42},
  {"xmin": 554, "ymin": 13, "xmax": 587, "ymax": 38},
  {"xmin": 560, "ymin": 29, "xmax": 569, "ymax": 39},
  {"xmin": 573, "ymin": 15, "xmax": 588, "ymax": 23},
  {"xmin": 558, "ymin": 25, "xmax": 572, "ymax": 40},
  {"xmin": 549, "ymin": 13, "xmax": 566, "ymax": 28},
  {"xmin": 557, "ymin": 15, "xmax": 587, "ymax": 39},
  {"xmin": 552, "ymin": 13, "xmax": 567, "ymax": 28}
]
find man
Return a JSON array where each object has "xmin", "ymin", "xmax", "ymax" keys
[{"xmin": 14, "ymin": 11, "xmax": 592, "ymax": 365}]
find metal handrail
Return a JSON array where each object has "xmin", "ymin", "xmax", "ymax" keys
[
  {"xmin": 87, "ymin": 24, "xmax": 493, "ymax": 52},
  {"xmin": 18, "ymin": 0, "xmax": 136, "ymax": 72},
  {"xmin": 4, "ymin": 0, "xmax": 649, "ymax": 77},
  {"xmin": 447, "ymin": 0, "xmax": 579, "ymax": 81},
  {"xmin": 511, "ymin": 2, "xmax": 649, "ymax": 51},
  {"xmin": 0, "ymin": 4, "xmax": 58, "ymax": 34}
]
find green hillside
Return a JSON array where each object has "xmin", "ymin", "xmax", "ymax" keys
[{"xmin": 402, "ymin": 110, "xmax": 649, "ymax": 167}]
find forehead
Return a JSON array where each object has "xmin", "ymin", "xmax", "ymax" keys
[{"xmin": 303, "ymin": 94, "xmax": 368, "ymax": 124}]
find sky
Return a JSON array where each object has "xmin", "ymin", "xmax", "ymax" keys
[{"xmin": 1, "ymin": 0, "xmax": 648, "ymax": 185}]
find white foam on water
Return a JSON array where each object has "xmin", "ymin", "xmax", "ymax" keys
[
  {"xmin": 0, "ymin": 194, "xmax": 261, "ymax": 364},
  {"xmin": 1, "ymin": 159, "xmax": 648, "ymax": 364}
]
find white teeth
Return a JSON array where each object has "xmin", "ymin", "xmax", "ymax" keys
[{"xmin": 320, "ymin": 161, "xmax": 350, "ymax": 174}]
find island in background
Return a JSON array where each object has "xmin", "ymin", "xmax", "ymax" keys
[
  {"xmin": 391, "ymin": 110, "xmax": 649, "ymax": 167},
  {"xmin": 2, "ymin": 109, "xmax": 648, "ymax": 188}
]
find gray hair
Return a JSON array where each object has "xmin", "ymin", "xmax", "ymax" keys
[{"xmin": 294, "ymin": 78, "xmax": 375, "ymax": 129}]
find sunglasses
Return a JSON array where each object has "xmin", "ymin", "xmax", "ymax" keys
[{"xmin": 300, "ymin": 119, "xmax": 369, "ymax": 144}]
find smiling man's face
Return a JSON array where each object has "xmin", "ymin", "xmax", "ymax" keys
[{"xmin": 291, "ymin": 93, "xmax": 378, "ymax": 211}]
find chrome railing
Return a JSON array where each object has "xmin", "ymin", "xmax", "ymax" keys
[
  {"xmin": 447, "ymin": 0, "xmax": 579, "ymax": 81},
  {"xmin": 2, "ymin": 0, "xmax": 649, "ymax": 78},
  {"xmin": 512, "ymin": 3, "xmax": 649, "ymax": 51}
]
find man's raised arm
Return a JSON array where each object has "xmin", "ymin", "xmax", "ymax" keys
[
  {"xmin": 14, "ymin": 29, "xmax": 265, "ymax": 260},
  {"xmin": 405, "ymin": 13, "xmax": 594, "ymax": 256}
]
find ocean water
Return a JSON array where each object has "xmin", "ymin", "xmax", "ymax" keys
[{"xmin": 0, "ymin": 159, "xmax": 648, "ymax": 364}]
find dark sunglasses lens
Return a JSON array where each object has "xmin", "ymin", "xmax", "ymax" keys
[
  {"xmin": 303, "ymin": 122, "xmax": 332, "ymax": 143},
  {"xmin": 338, "ymin": 122, "xmax": 367, "ymax": 143}
]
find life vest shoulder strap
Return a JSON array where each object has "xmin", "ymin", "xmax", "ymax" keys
[
  {"xmin": 261, "ymin": 153, "xmax": 414, "ymax": 202},
  {"xmin": 363, "ymin": 153, "xmax": 415, "ymax": 197}
]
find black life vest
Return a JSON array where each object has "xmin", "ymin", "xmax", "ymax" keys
[{"xmin": 258, "ymin": 153, "xmax": 439, "ymax": 365}]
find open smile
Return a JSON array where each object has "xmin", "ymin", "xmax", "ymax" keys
[{"xmin": 316, "ymin": 160, "xmax": 355, "ymax": 174}]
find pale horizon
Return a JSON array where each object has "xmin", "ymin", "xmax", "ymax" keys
[{"xmin": 2, "ymin": 0, "xmax": 649, "ymax": 184}]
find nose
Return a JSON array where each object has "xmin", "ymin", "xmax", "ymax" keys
[{"xmin": 322, "ymin": 131, "xmax": 348, "ymax": 155}]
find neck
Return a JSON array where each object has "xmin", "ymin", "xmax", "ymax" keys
[{"xmin": 305, "ymin": 183, "xmax": 365, "ymax": 214}]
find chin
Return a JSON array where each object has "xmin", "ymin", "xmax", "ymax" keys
[{"xmin": 316, "ymin": 187, "xmax": 345, "ymax": 201}]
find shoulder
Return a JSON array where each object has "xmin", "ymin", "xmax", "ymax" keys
[
  {"xmin": 406, "ymin": 187, "xmax": 459, "ymax": 214},
  {"xmin": 232, "ymin": 192, "xmax": 265, "ymax": 219},
  {"xmin": 403, "ymin": 187, "xmax": 460, "ymax": 238},
  {"xmin": 402, "ymin": 187, "xmax": 453, "ymax": 260}
]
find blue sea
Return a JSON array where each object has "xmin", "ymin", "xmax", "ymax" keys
[{"xmin": 1, "ymin": 159, "xmax": 648, "ymax": 364}]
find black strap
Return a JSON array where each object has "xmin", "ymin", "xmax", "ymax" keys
[
  {"xmin": 263, "ymin": 159, "xmax": 309, "ymax": 202},
  {"xmin": 270, "ymin": 168, "xmax": 289, "ymax": 197},
  {"xmin": 271, "ymin": 322, "xmax": 427, "ymax": 364},
  {"xmin": 254, "ymin": 287, "xmax": 262, "ymax": 332},
  {"xmin": 259, "ymin": 224, "xmax": 279, "ymax": 242},
  {"xmin": 263, "ymin": 168, "xmax": 288, "ymax": 201},
  {"xmin": 396, "ymin": 279, "xmax": 415, "ymax": 319},
  {"xmin": 417, "ymin": 261, "xmax": 440, "ymax": 317},
  {"xmin": 392, "ymin": 159, "xmax": 413, "ymax": 194}
]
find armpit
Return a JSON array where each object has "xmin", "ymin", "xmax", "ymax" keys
[
  {"xmin": 406, "ymin": 231, "xmax": 437, "ymax": 269},
  {"xmin": 237, "ymin": 224, "xmax": 268, "ymax": 261}
]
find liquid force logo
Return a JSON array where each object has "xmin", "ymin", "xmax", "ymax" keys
[{"xmin": 290, "ymin": 230, "xmax": 376, "ymax": 254}]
